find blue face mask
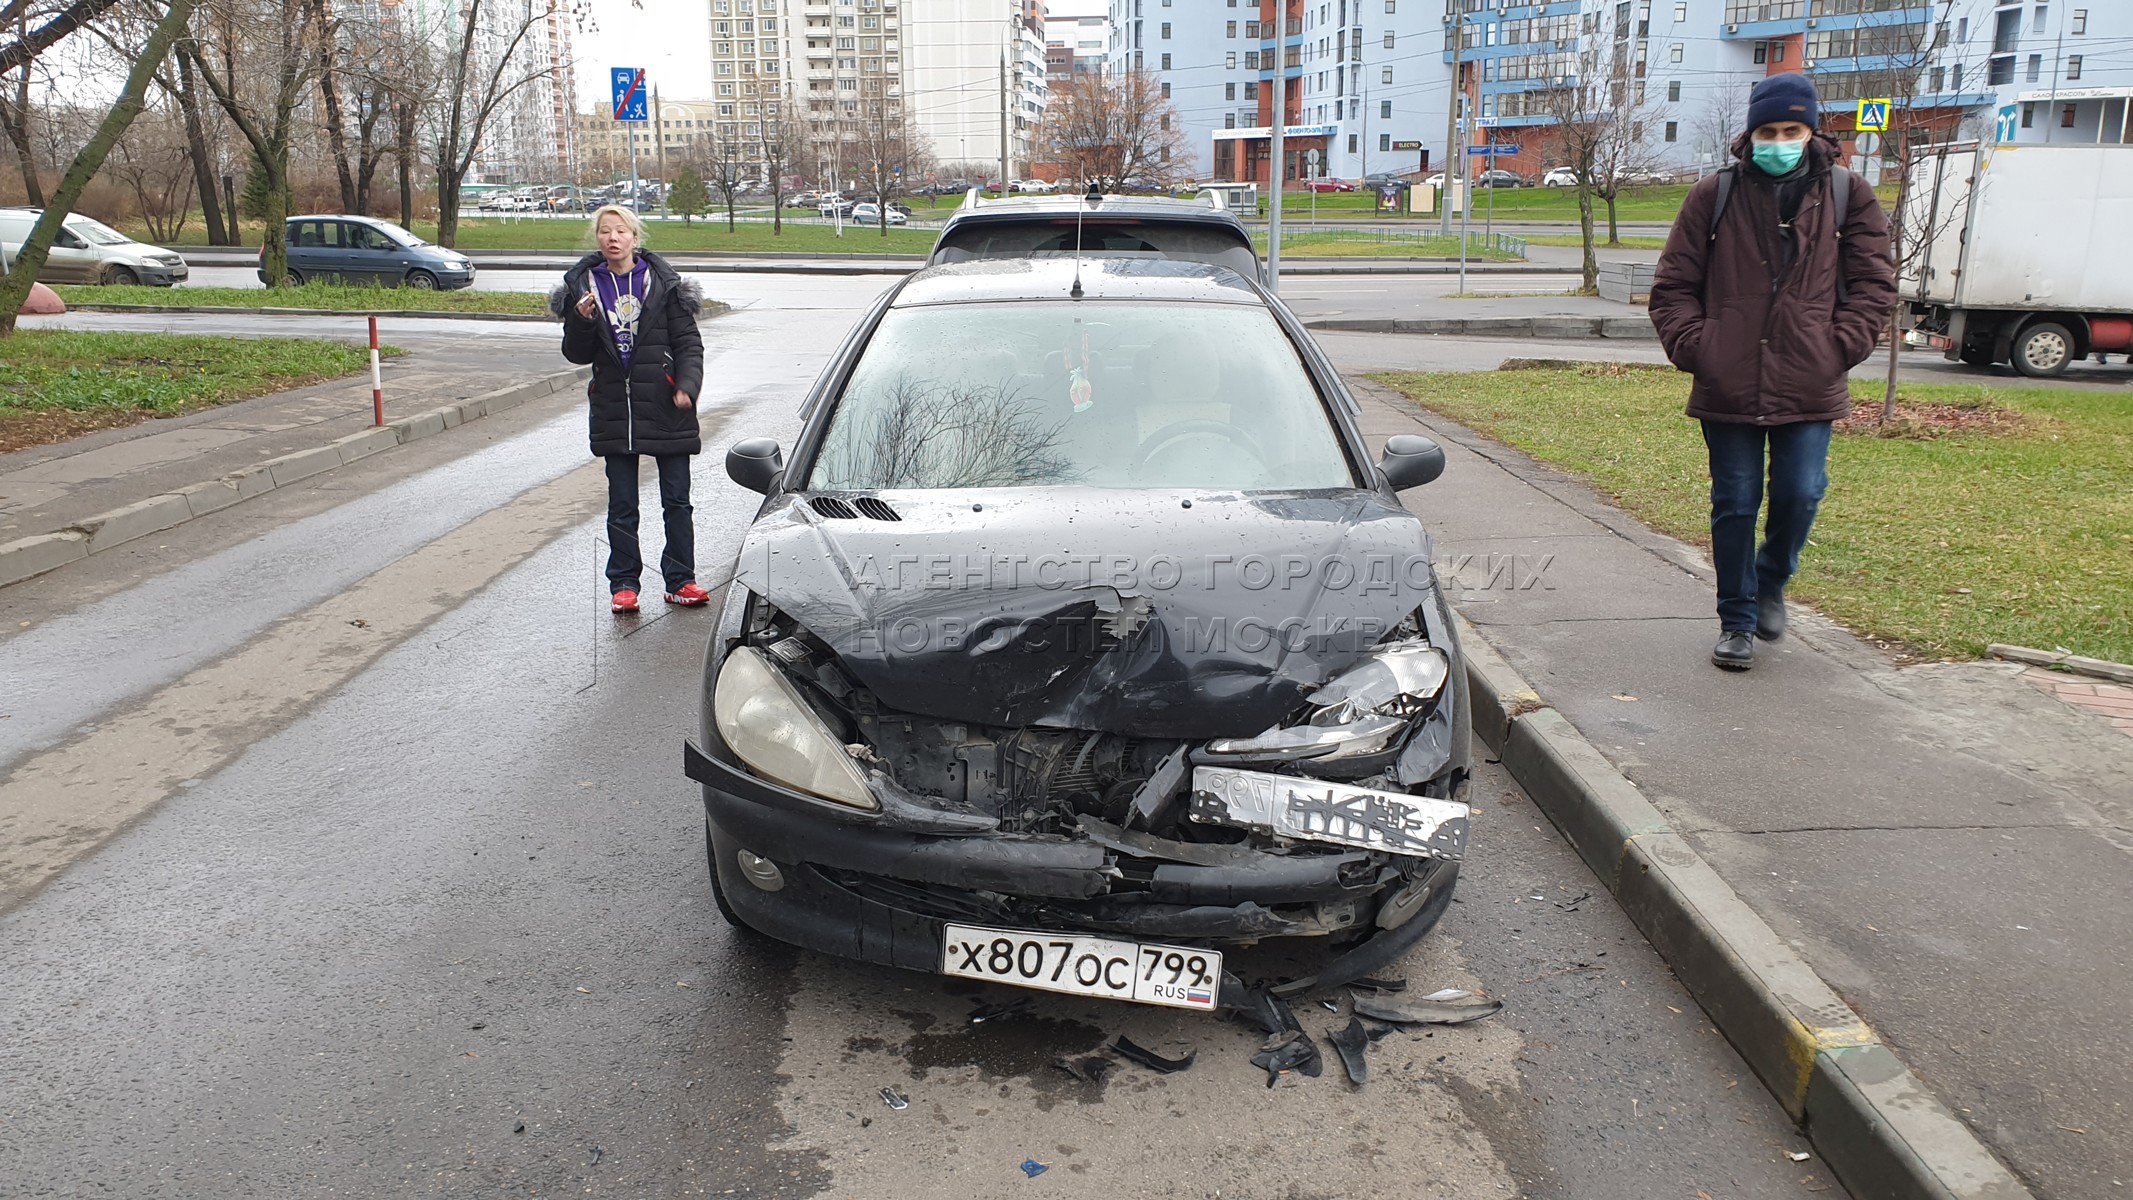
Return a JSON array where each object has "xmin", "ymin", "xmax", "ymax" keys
[{"xmin": 1752, "ymin": 138, "xmax": 1807, "ymax": 175}]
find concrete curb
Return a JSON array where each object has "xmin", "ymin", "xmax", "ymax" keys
[
  {"xmin": 1308, "ymin": 315, "xmax": 1657, "ymax": 339},
  {"xmin": 1456, "ymin": 613, "xmax": 2035, "ymax": 1200},
  {"xmin": 0, "ymin": 365, "xmax": 592, "ymax": 589},
  {"xmin": 1986, "ymin": 643, "xmax": 2133, "ymax": 686}
]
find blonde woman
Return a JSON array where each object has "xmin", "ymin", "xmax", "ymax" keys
[{"xmin": 549, "ymin": 204, "xmax": 710, "ymax": 613}]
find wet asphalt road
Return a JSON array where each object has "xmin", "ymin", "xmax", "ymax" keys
[{"xmin": 1, "ymin": 278, "xmax": 1842, "ymax": 1198}]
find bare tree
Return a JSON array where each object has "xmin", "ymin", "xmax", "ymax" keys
[
  {"xmin": 0, "ymin": 0, "xmax": 194, "ymax": 333},
  {"xmin": 851, "ymin": 78, "xmax": 931, "ymax": 235},
  {"xmin": 306, "ymin": 0, "xmax": 393, "ymax": 214},
  {"xmin": 106, "ymin": 99, "xmax": 195, "ymax": 242},
  {"xmin": 1588, "ymin": 77, "xmax": 1672, "ymax": 247},
  {"xmin": 702, "ymin": 124, "xmax": 746, "ymax": 232},
  {"xmin": 1689, "ymin": 71, "xmax": 1753, "ymax": 177},
  {"xmin": 185, "ymin": 0, "xmax": 322, "ymax": 286},
  {"xmin": 428, "ymin": 0, "xmax": 568, "ymax": 248},
  {"xmin": 759, "ymin": 112, "xmax": 806, "ymax": 235},
  {"xmin": 1037, "ymin": 68, "xmax": 1187, "ymax": 192}
]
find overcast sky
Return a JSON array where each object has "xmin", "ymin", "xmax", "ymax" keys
[{"xmin": 572, "ymin": 0, "xmax": 1110, "ymax": 110}]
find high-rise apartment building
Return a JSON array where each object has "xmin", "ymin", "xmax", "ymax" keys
[{"xmin": 906, "ymin": 0, "xmax": 1050, "ymax": 176}]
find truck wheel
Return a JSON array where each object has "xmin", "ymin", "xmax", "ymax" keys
[{"xmin": 2013, "ymin": 322, "xmax": 2075, "ymax": 378}]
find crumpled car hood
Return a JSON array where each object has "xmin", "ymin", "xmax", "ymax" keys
[{"xmin": 732, "ymin": 487, "xmax": 1434, "ymax": 738}]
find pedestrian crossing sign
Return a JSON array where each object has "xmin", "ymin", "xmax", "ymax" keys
[{"xmin": 1856, "ymin": 99, "xmax": 1891, "ymax": 132}]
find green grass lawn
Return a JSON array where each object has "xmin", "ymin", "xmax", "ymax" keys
[
  {"xmin": 1372, "ymin": 363, "xmax": 2133, "ymax": 663},
  {"xmin": 57, "ymin": 283, "xmax": 554, "ymax": 315},
  {"xmin": 0, "ymin": 330, "xmax": 391, "ymax": 452},
  {"xmin": 1283, "ymin": 184, "xmax": 1691, "ymax": 222},
  {"xmin": 1524, "ymin": 234, "xmax": 1669, "ymax": 250}
]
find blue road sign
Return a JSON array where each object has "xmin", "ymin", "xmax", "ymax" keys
[
  {"xmin": 611, "ymin": 68, "xmax": 648, "ymax": 122},
  {"xmin": 1466, "ymin": 144, "xmax": 1521, "ymax": 155},
  {"xmin": 1855, "ymin": 99, "xmax": 1891, "ymax": 131},
  {"xmin": 1996, "ymin": 104, "xmax": 2020, "ymax": 143}
]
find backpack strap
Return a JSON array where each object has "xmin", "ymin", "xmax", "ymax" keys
[
  {"xmin": 1707, "ymin": 165, "xmax": 1735, "ymax": 243},
  {"xmin": 1829, "ymin": 165, "xmax": 1853, "ymax": 307}
]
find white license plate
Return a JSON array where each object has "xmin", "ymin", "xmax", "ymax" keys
[
  {"xmin": 941, "ymin": 924, "xmax": 1221, "ymax": 1012},
  {"xmin": 1191, "ymin": 765, "xmax": 1470, "ymax": 859}
]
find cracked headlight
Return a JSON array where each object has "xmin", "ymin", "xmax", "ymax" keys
[
  {"xmin": 713, "ymin": 646, "xmax": 877, "ymax": 810},
  {"xmin": 1308, "ymin": 640, "xmax": 1448, "ymax": 722}
]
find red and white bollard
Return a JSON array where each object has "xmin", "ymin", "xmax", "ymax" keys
[{"xmin": 369, "ymin": 315, "xmax": 384, "ymax": 426}]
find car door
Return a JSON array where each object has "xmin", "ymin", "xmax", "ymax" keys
[
  {"xmin": 43, "ymin": 224, "xmax": 97, "ymax": 282},
  {"xmin": 342, "ymin": 222, "xmax": 400, "ymax": 284}
]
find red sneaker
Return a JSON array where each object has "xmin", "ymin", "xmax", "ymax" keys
[
  {"xmin": 611, "ymin": 590, "xmax": 639, "ymax": 614},
  {"xmin": 664, "ymin": 582, "xmax": 712, "ymax": 606}
]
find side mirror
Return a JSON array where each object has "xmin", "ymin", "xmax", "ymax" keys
[
  {"xmin": 726, "ymin": 437, "xmax": 784, "ymax": 494},
  {"xmin": 1379, "ymin": 434, "xmax": 1446, "ymax": 491}
]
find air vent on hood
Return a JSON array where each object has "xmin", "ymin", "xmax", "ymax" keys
[
  {"xmin": 809, "ymin": 495, "xmax": 859, "ymax": 519},
  {"xmin": 852, "ymin": 496, "xmax": 902, "ymax": 522}
]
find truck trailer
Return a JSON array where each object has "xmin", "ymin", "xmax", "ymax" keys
[{"xmin": 1900, "ymin": 142, "xmax": 2133, "ymax": 377}]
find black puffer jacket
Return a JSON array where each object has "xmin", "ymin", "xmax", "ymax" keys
[{"xmin": 549, "ymin": 251, "xmax": 706, "ymax": 456}]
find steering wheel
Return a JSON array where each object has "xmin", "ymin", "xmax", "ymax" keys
[{"xmin": 1129, "ymin": 419, "xmax": 1267, "ymax": 479}]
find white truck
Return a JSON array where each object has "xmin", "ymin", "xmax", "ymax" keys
[{"xmin": 1900, "ymin": 142, "xmax": 2133, "ymax": 377}]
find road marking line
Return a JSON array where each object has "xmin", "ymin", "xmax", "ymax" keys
[{"xmin": 0, "ymin": 461, "xmax": 607, "ymax": 911}]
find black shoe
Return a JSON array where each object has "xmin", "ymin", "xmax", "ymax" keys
[
  {"xmin": 1755, "ymin": 593, "xmax": 1787, "ymax": 642},
  {"xmin": 1712, "ymin": 631, "xmax": 1755, "ymax": 670}
]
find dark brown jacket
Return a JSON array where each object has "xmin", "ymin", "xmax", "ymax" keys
[{"xmin": 1649, "ymin": 134, "xmax": 1896, "ymax": 424}]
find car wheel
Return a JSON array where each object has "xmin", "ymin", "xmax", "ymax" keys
[
  {"xmin": 2012, "ymin": 322, "xmax": 2074, "ymax": 378},
  {"xmin": 101, "ymin": 264, "xmax": 138, "ymax": 286},
  {"xmin": 280, "ymin": 269, "xmax": 304, "ymax": 288},
  {"xmin": 405, "ymin": 269, "xmax": 439, "ymax": 290}
]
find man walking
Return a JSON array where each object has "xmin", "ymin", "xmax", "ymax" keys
[{"xmin": 1650, "ymin": 74, "xmax": 1897, "ymax": 670}]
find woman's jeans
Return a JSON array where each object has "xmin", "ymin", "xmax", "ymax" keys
[
  {"xmin": 1701, "ymin": 420, "xmax": 1832, "ymax": 632},
  {"xmin": 604, "ymin": 453, "xmax": 695, "ymax": 594}
]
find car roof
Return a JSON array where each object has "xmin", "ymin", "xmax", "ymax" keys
[
  {"xmin": 891, "ymin": 256, "xmax": 1262, "ymax": 308},
  {"xmin": 937, "ymin": 192, "xmax": 1249, "ymax": 234}
]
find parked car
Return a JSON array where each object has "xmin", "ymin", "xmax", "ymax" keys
[
  {"xmin": 819, "ymin": 196, "xmax": 856, "ymax": 218},
  {"xmin": 1362, "ymin": 172, "xmax": 1408, "ymax": 189},
  {"xmin": 1008, "ymin": 178, "xmax": 1056, "ymax": 193},
  {"xmin": 1473, "ymin": 169, "xmax": 1527, "ymax": 188},
  {"xmin": 1541, "ymin": 166, "xmax": 1579, "ymax": 187},
  {"xmin": 261, "ymin": 214, "xmax": 475, "ymax": 290},
  {"xmin": 929, "ymin": 192, "xmax": 1262, "ymax": 282},
  {"xmin": 850, "ymin": 202, "xmax": 908, "ymax": 226},
  {"xmin": 789, "ymin": 190, "xmax": 824, "ymax": 208},
  {"xmin": 695, "ymin": 254, "xmax": 1469, "ymax": 1009},
  {"xmin": 0, "ymin": 208, "xmax": 188, "ymax": 286},
  {"xmin": 1422, "ymin": 173, "xmax": 1446, "ymax": 190},
  {"xmin": 1303, "ymin": 178, "xmax": 1357, "ymax": 193}
]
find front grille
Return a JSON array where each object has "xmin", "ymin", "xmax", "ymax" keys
[{"xmin": 819, "ymin": 867, "xmax": 1011, "ymax": 924}]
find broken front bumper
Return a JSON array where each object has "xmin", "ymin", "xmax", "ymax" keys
[{"xmin": 685, "ymin": 738, "xmax": 1463, "ymax": 1004}]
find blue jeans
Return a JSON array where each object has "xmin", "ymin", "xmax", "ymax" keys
[
  {"xmin": 604, "ymin": 453, "xmax": 695, "ymax": 594},
  {"xmin": 1701, "ymin": 420, "xmax": 1832, "ymax": 632}
]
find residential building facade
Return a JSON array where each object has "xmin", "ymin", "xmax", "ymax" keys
[{"xmin": 906, "ymin": 0, "xmax": 1050, "ymax": 177}]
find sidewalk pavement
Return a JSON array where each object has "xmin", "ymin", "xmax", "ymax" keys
[
  {"xmin": 0, "ymin": 339, "xmax": 587, "ymax": 587},
  {"xmin": 1348, "ymin": 376, "xmax": 2132, "ymax": 1200}
]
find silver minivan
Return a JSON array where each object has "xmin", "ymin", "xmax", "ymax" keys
[{"xmin": 0, "ymin": 208, "xmax": 189, "ymax": 286}]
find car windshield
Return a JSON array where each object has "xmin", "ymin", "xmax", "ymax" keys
[
  {"xmin": 808, "ymin": 300, "xmax": 1354, "ymax": 491},
  {"xmin": 367, "ymin": 220, "xmax": 424, "ymax": 247},
  {"xmin": 65, "ymin": 216, "xmax": 132, "ymax": 246}
]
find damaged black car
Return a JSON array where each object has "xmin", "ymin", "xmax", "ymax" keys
[{"xmin": 685, "ymin": 256, "xmax": 1470, "ymax": 1012}]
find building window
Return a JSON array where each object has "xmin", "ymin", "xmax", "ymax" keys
[
  {"xmin": 1667, "ymin": 79, "xmax": 1680, "ymax": 101},
  {"xmin": 1381, "ymin": 98, "xmax": 1391, "ymax": 117},
  {"xmin": 1244, "ymin": 50, "xmax": 1258, "ymax": 67},
  {"xmin": 2021, "ymin": 101, "xmax": 2034, "ymax": 128},
  {"xmin": 1227, "ymin": 20, "xmax": 1236, "ymax": 36},
  {"xmin": 1379, "ymin": 132, "xmax": 1390, "ymax": 150},
  {"xmin": 2063, "ymin": 104, "xmax": 2077, "ymax": 127},
  {"xmin": 2067, "ymin": 55, "xmax": 2082, "ymax": 80},
  {"xmin": 1226, "ymin": 82, "xmax": 1237, "ymax": 98},
  {"xmin": 1929, "ymin": 66, "xmax": 1944, "ymax": 92},
  {"xmin": 1673, "ymin": 0, "xmax": 1685, "ymax": 17},
  {"xmin": 1752, "ymin": 41, "xmax": 1765, "ymax": 63},
  {"xmin": 1226, "ymin": 113, "xmax": 1237, "ymax": 127},
  {"xmin": 1770, "ymin": 41, "xmax": 1783, "ymax": 62},
  {"xmin": 1951, "ymin": 62, "xmax": 1962, "ymax": 90},
  {"xmin": 1161, "ymin": 52, "xmax": 1171, "ymax": 68},
  {"xmin": 1669, "ymin": 42, "xmax": 1682, "ymax": 62},
  {"xmin": 1161, "ymin": 21, "xmax": 1170, "ymax": 37},
  {"xmin": 1384, "ymin": 0, "xmax": 1393, "ymax": 10},
  {"xmin": 1381, "ymin": 65, "xmax": 1392, "ymax": 82},
  {"xmin": 1227, "ymin": 51, "xmax": 1238, "ymax": 67},
  {"xmin": 2071, "ymin": 8, "xmax": 2085, "ymax": 35},
  {"xmin": 2033, "ymin": 4, "xmax": 2048, "ymax": 34},
  {"xmin": 1383, "ymin": 31, "xmax": 1394, "ymax": 46},
  {"xmin": 1161, "ymin": 81, "xmax": 1171, "ymax": 96},
  {"xmin": 1664, "ymin": 120, "xmax": 1677, "ymax": 141},
  {"xmin": 2027, "ymin": 53, "xmax": 2042, "ymax": 82},
  {"xmin": 1245, "ymin": 80, "xmax": 1257, "ymax": 98}
]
